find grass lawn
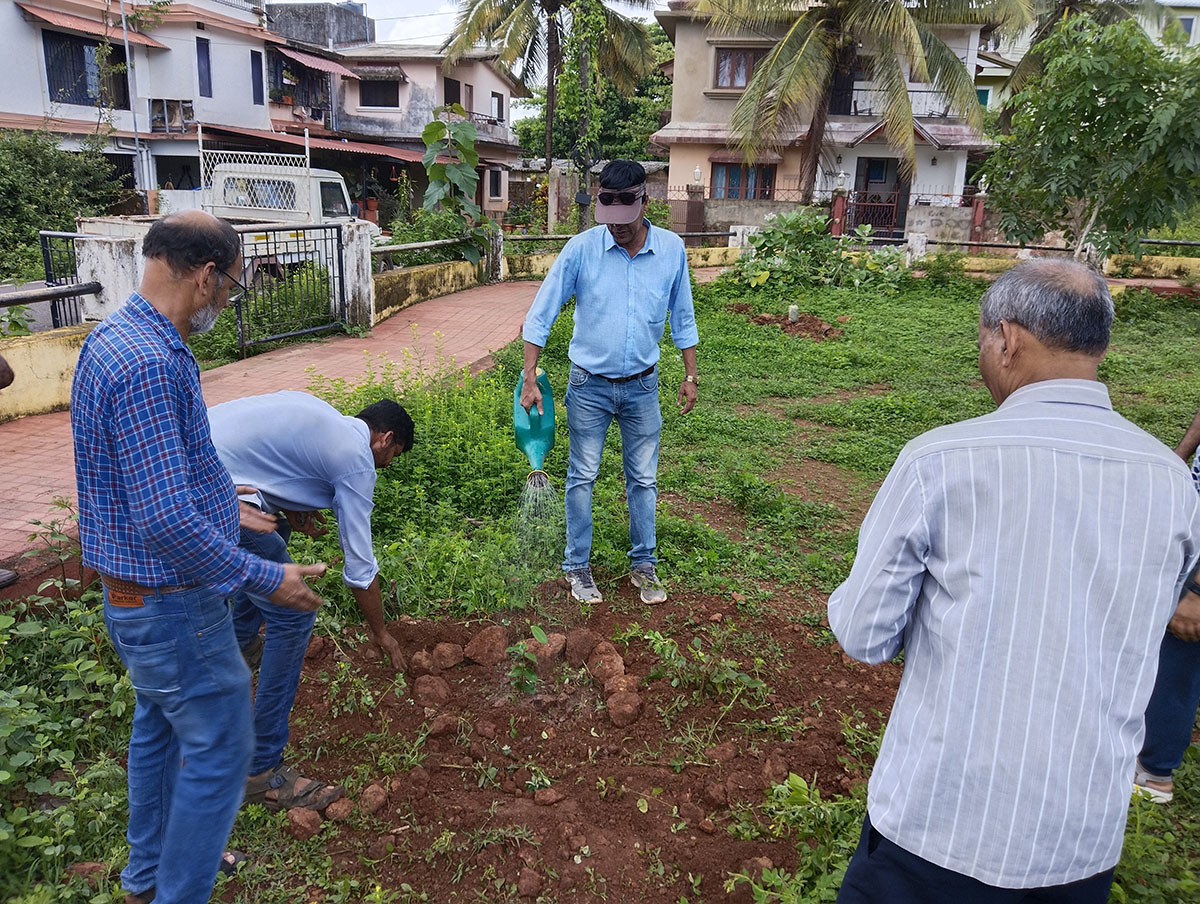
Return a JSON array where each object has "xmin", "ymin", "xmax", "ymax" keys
[{"xmin": 2, "ymin": 264, "xmax": 1199, "ymax": 902}]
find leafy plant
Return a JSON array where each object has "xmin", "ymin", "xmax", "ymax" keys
[
  {"xmin": 420, "ymin": 104, "xmax": 492, "ymax": 265},
  {"xmin": 507, "ymin": 625, "xmax": 549, "ymax": 694}
]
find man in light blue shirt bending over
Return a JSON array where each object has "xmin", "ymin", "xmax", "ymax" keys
[
  {"xmin": 209, "ymin": 390, "xmax": 413, "ymax": 812},
  {"xmin": 521, "ymin": 159, "xmax": 699, "ymax": 605}
]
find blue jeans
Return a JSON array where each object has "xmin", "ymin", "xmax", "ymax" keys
[
  {"xmin": 1139, "ymin": 631, "xmax": 1200, "ymax": 777},
  {"xmin": 104, "ymin": 585, "xmax": 252, "ymax": 903},
  {"xmin": 563, "ymin": 362, "xmax": 662, "ymax": 572},
  {"xmin": 838, "ymin": 813, "xmax": 1114, "ymax": 903},
  {"xmin": 231, "ymin": 522, "xmax": 317, "ymax": 775}
]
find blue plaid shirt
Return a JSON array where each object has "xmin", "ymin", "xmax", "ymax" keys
[{"xmin": 71, "ymin": 294, "xmax": 284, "ymax": 596}]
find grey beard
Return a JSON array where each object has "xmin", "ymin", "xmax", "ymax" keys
[{"xmin": 188, "ymin": 299, "xmax": 222, "ymax": 334}]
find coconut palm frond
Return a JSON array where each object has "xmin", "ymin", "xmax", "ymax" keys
[
  {"xmin": 496, "ymin": 2, "xmax": 547, "ymax": 80},
  {"xmin": 443, "ymin": 0, "xmax": 519, "ymax": 61},
  {"xmin": 844, "ymin": 0, "xmax": 926, "ymax": 83},
  {"xmin": 597, "ymin": 7, "xmax": 655, "ymax": 93},
  {"xmin": 920, "ymin": 26, "xmax": 985, "ymax": 132},
  {"xmin": 730, "ymin": 13, "xmax": 836, "ymax": 160},
  {"xmin": 698, "ymin": 0, "xmax": 800, "ymax": 39},
  {"xmin": 914, "ymin": 0, "xmax": 1033, "ymax": 30},
  {"xmin": 871, "ymin": 43, "xmax": 918, "ymax": 177}
]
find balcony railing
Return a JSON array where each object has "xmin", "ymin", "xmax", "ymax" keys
[{"xmin": 829, "ymin": 88, "xmax": 959, "ymax": 118}]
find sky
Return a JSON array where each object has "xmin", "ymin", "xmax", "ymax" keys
[{"xmin": 364, "ymin": 0, "xmax": 665, "ymax": 46}]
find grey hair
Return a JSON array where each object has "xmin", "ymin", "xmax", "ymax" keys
[{"xmin": 979, "ymin": 260, "xmax": 1113, "ymax": 354}]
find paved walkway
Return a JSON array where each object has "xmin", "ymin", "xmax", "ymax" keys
[{"xmin": 0, "ymin": 280, "xmax": 540, "ymax": 569}]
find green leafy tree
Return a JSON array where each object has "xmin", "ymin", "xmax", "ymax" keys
[
  {"xmin": 995, "ymin": 0, "xmax": 1162, "ymax": 119},
  {"xmin": 443, "ymin": 0, "xmax": 655, "ymax": 168},
  {"xmin": 982, "ymin": 16, "xmax": 1200, "ymax": 258},
  {"xmin": 695, "ymin": 0, "xmax": 1031, "ymax": 203},
  {"xmin": 0, "ymin": 129, "xmax": 120, "ymax": 280},
  {"xmin": 514, "ymin": 22, "xmax": 672, "ymax": 160}
]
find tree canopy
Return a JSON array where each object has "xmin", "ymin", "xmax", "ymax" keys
[
  {"xmin": 982, "ymin": 16, "xmax": 1200, "ymax": 257},
  {"xmin": 0, "ymin": 130, "xmax": 119, "ymax": 280},
  {"xmin": 514, "ymin": 22, "xmax": 672, "ymax": 161}
]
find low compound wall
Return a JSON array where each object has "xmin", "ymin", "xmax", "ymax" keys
[
  {"xmin": 1107, "ymin": 254, "xmax": 1200, "ymax": 281},
  {"xmin": 0, "ymin": 324, "xmax": 95, "ymax": 423},
  {"xmin": 503, "ymin": 247, "xmax": 741, "ymax": 281},
  {"xmin": 372, "ymin": 260, "xmax": 478, "ymax": 324}
]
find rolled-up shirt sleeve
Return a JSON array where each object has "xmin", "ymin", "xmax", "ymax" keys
[
  {"xmin": 828, "ymin": 453, "xmax": 929, "ymax": 664},
  {"xmin": 667, "ymin": 243, "xmax": 699, "ymax": 349},
  {"xmin": 331, "ymin": 468, "xmax": 380, "ymax": 589},
  {"xmin": 522, "ymin": 238, "xmax": 582, "ymax": 347}
]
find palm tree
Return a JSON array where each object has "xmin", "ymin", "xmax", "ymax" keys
[
  {"xmin": 443, "ymin": 0, "xmax": 655, "ymax": 169},
  {"xmin": 695, "ymin": 0, "xmax": 1032, "ymax": 203}
]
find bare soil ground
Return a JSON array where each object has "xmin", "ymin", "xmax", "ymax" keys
[{"xmin": 233, "ymin": 512, "xmax": 902, "ymax": 904}]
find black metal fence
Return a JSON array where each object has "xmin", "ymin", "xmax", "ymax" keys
[
  {"xmin": 39, "ymin": 231, "xmax": 86, "ymax": 327},
  {"xmin": 233, "ymin": 224, "xmax": 346, "ymax": 355}
]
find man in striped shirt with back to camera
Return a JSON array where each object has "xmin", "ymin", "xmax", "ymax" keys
[
  {"xmin": 830, "ymin": 259, "xmax": 1200, "ymax": 903},
  {"xmin": 71, "ymin": 210, "xmax": 328, "ymax": 904}
]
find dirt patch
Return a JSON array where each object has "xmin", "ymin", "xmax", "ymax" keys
[
  {"xmin": 768, "ymin": 457, "xmax": 880, "ymax": 529},
  {"xmin": 727, "ymin": 303, "xmax": 844, "ymax": 341},
  {"xmin": 661, "ymin": 491, "xmax": 749, "ymax": 543},
  {"xmin": 808, "ymin": 383, "xmax": 892, "ymax": 405},
  {"xmin": 232, "ymin": 575, "xmax": 900, "ymax": 903}
]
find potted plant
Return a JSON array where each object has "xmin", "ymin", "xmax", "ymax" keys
[{"xmin": 269, "ymin": 88, "xmax": 283, "ymax": 103}]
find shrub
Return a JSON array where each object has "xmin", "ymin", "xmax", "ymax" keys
[
  {"xmin": 736, "ymin": 207, "xmax": 908, "ymax": 294},
  {"xmin": 382, "ymin": 207, "xmax": 469, "ymax": 268}
]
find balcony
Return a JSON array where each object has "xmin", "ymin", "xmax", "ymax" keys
[
  {"xmin": 829, "ymin": 88, "xmax": 958, "ymax": 119},
  {"xmin": 149, "ymin": 99, "xmax": 196, "ymax": 134},
  {"xmin": 451, "ymin": 109, "xmax": 516, "ymax": 146}
]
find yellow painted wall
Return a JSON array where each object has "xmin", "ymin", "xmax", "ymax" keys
[
  {"xmin": 0, "ymin": 324, "xmax": 95, "ymax": 422},
  {"xmin": 687, "ymin": 246, "xmax": 741, "ymax": 267},
  {"xmin": 373, "ymin": 260, "xmax": 479, "ymax": 324},
  {"xmin": 1107, "ymin": 254, "xmax": 1200, "ymax": 280},
  {"xmin": 506, "ymin": 247, "xmax": 739, "ymax": 280}
]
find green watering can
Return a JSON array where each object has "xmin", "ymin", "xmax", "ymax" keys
[{"xmin": 514, "ymin": 368, "xmax": 555, "ymax": 473}]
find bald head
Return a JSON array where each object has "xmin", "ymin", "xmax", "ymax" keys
[
  {"xmin": 979, "ymin": 260, "xmax": 1113, "ymax": 355},
  {"xmin": 143, "ymin": 210, "xmax": 241, "ymax": 277}
]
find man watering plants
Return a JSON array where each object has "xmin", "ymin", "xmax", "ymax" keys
[
  {"xmin": 829, "ymin": 260, "xmax": 1200, "ymax": 904},
  {"xmin": 71, "ymin": 211, "xmax": 327, "ymax": 904},
  {"xmin": 521, "ymin": 159, "xmax": 698, "ymax": 605},
  {"xmin": 208, "ymin": 390, "xmax": 413, "ymax": 811}
]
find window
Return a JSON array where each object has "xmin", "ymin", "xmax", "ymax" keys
[
  {"xmin": 360, "ymin": 80, "xmax": 399, "ymax": 107},
  {"xmin": 42, "ymin": 31, "xmax": 129, "ymax": 109},
  {"xmin": 714, "ymin": 48, "xmax": 766, "ymax": 88},
  {"xmin": 320, "ymin": 182, "xmax": 349, "ymax": 217},
  {"xmin": 711, "ymin": 163, "xmax": 776, "ymax": 200},
  {"xmin": 491, "ymin": 92, "xmax": 504, "ymax": 121},
  {"xmin": 853, "ymin": 54, "xmax": 875, "ymax": 81},
  {"xmin": 1178, "ymin": 17, "xmax": 1194, "ymax": 40},
  {"xmin": 250, "ymin": 50, "xmax": 264, "ymax": 105},
  {"xmin": 444, "ymin": 76, "xmax": 461, "ymax": 105},
  {"xmin": 197, "ymin": 37, "xmax": 212, "ymax": 98},
  {"xmin": 489, "ymin": 169, "xmax": 502, "ymax": 200},
  {"xmin": 463, "ymin": 83, "xmax": 474, "ymax": 113},
  {"xmin": 976, "ymin": 87, "xmax": 990, "ymax": 107}
]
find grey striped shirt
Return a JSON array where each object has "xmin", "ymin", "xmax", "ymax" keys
[{"xmin": 829, "ymin": 379, "xmax": 1200, "ymax": 888}]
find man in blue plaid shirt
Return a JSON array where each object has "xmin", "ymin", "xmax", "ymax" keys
[{"xmin": 71, "ymin": 210, "xmax": 326, "ymax": 904}]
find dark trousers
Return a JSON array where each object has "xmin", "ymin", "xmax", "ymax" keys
[{"xmin": 838, "ymin": 813, "xmax": 1115, "ymax": 904}]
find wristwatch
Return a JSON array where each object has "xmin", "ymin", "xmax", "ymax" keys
[{"xmin": 684, "ymin": 374, "xmax": 699, "ymax": 386}]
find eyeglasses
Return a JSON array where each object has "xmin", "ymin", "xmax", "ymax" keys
[
  {"xmin": 597, "ymin": 187, "xmax": 646, "ymax": 206},
  {"xmin": 218, "ymin": 268, "xmax": 250, "ymax": 305}
]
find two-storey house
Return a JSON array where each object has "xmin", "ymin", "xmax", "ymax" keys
[{"xmin": 652, "ymin": 0, "xmax": 991, "ymax": 235}]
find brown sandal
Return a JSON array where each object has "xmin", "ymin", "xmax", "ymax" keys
[{"xmin": 243, "ymin": 763, "xmax": 344, "ymax": 812}]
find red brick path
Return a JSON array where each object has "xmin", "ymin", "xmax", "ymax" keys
[{"xmin": 0, "ymin": 280, "xmax": 540, "ymax": 569}]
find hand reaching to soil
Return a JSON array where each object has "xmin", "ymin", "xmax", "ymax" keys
[{"xmin": 371, "ymin": 628, "xmax": 405, "ymax": 671}]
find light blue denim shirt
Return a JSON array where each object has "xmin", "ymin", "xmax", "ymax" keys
[
  {"xmin": 522, "ymin": 221, "xmax": 698, "ymax": 378},
  {"xmin": 208, "ymin": 390, "xmax": 380, "ymax": 589}
]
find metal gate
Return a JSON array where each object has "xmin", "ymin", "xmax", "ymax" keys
[
  {"xmin": 39, "ymin": 231, "xmax": 86, "ymax": 327},
  {"xmin": 233, "ymin": 223, "xmax": 346, "ymax": 356},
  {"xmin": 846, "ymin": 191, "xmax": 905, "ymax": 237}
]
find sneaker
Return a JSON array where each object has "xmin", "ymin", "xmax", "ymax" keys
[
  {"xmin": 630, "ymin": 563, "xmax": 667, "ymax": 604},
  {"xmin": 566, "ymin": 567, "xmax": 603, "ymax": 603}
]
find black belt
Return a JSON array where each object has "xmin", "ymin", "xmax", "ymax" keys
[{"xmin": 585, "ymin": 365, "xmax": 655, "ymax": 384}]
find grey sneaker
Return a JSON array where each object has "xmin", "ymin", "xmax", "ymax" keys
[
  {"xmin": 630, "ymin": 563, "xmax": 667, "ymax": 604},
  {"xmin": 566, "ymin": 567, "xmax": 603, "ymax": 603}
]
